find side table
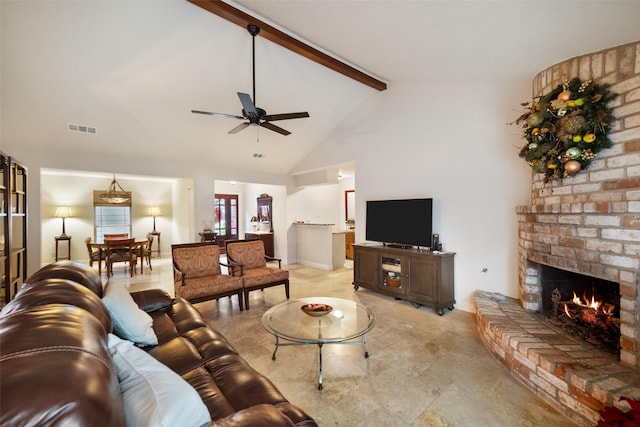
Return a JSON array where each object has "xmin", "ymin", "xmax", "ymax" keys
[
  {"xmin": 149, "ymin": 231, "xmax": 161, "ymax": 257},
  {"xmin": 55, "ymin": 235, "xmax": 72, "ymax": 261},
  {"xmin": 199, "ymin": 232, "xmax": 217, "ymax": 243}
]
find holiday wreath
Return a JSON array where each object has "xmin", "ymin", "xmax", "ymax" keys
[{"xmin": 513, "ymin": 77, "xmax": 618, "ymax": 183}]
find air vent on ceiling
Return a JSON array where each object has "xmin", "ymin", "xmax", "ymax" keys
[
  {"xmin": 253, "ymin": 153, "xmax": 266, "ymax": 158},
  {"xmin": 67, "ymin": 123, "xmax": 97, "ymax": 134}
]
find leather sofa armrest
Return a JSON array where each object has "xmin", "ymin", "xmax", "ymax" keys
[
  {"xmin": 211, "ymin": 404, "xmax": 296, "ymax": 427},
  {"xmin": 265, "ymin": 256, "xmax": 282, "ymax": 268},
  {"xmin": 130, "ymin": 289, "xmax": 172, "ymax": 313}
]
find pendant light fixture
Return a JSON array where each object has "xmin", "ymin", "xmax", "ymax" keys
[{"xmin": 100, "ymin": 173, "xmax": 130, "ymax": 204}]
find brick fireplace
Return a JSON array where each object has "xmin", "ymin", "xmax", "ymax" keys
[
  {"xmin": 517, "ymin": 40, "xmax": 640, "ymax": 368},
  {"xmin": 476, "ymin": 40, "xmax": 640, "ymax": 426}
]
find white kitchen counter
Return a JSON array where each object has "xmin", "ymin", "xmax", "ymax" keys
[{"xmin": 292, "ymin": 223, "xmax": 346, "ymax": 270}]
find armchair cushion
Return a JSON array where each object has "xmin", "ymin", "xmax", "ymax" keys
[
  {"xmin": 175, "ymin": 274, "xmax": 244, "ymax": 302},
  {"xmin": 226, "ymin": 240, "xmax": 267, "ymax": 269},
  {"xmin": 241, "ymin": 267, "xmax": 289, "ymax": 289},
  {"xmin": 173, "ymin": 244, "xmax": 221, "ymax": 278}
]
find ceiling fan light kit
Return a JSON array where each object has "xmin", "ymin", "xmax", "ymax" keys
[{"xmin": 191, "ymin": 24, "xmax": 309, "ymax": 136}]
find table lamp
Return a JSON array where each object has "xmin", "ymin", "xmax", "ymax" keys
[
  {"xmin": 55, "ymin": 206, "xmax": 72, "ymax": 238},
  {"xmin": 250, "ymin": 216, "xmax": 258, "ymax": 231},
  {"xmin": 149, "ymin": 207, "xmax": 161, "ymax": 232}
]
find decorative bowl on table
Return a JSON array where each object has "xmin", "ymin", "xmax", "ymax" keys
[{"xmin": 301, "ymin": 303, "xmax": 333, "ymax": 317}]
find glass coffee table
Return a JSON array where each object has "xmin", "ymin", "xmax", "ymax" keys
[{"xmin": 261, "ymin": 297, "xmax": 375, "ymax": 390}]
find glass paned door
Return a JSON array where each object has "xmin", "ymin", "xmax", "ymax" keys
[{"xmin": 214, "ymin": 194, "xmax": 238, "ymax": 250}]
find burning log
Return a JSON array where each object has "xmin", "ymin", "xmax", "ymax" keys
[{"xmin": 549, "ymin": 288, "xmax": 621, "ymax": 354}]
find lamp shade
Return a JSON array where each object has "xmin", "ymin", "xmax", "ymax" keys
[
  {"xmin": 148, "ymin": 207, "xmax": 161, "ymax": 217},
  {"xmin": 250, "ymin": 216, "xmax": 258, "ymax": 222},
  {"xmin": 55, "ymin": 206, "xmax": 71, "ymax": 237},
  {"xmin": 55, "ymin": 206, "xmax": 72, "ymax": 218}
]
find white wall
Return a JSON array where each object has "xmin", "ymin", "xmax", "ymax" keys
[
  {"xmin": 286, "ymin": 175, "xmax": 355, "ymax": 228},
  {"xmin": 9, "ymin": 79, "xmax": 533, "ymax": 313},
  {"xmin": 340, "ymin": 176, "xmax": 356, "ymax": 226},
  {"xmin": 172, "ymin": 177, "xmax": 195, "ymax": 245},
  {"xmin": 6, "ymin": 147, "xmax": 293, "ymax": 274},
  {"xmin": 40, "ymin": 170, "xmax": 177, "ymax": 263},
  {"xmin": 287, "ymin": 184, "xmax": 341, "ymax": 225},
  {"xmin": 242, "ymin": 183, "xmax": 288, "ymax": 260},
  {"xmin": 214, "ymin": 181, "xmax": 289, "ymax": 260},
  {"xmin": 290, "ymin": 81, "xmax": 533, "ymax": 312}
]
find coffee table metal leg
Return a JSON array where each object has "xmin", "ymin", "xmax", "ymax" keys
[
  {"xmin": 318, "ymin": 343, "xmax": 323, "ymax": 390},
  {"xmin": 272, "ymin": 336, "xmax": 279, "ymax": 360},
  {"xmin": 269, "ymin": 334, "xmax": 370, "ymax": 390},
  {"xmin": 362, "ymin": 334, "xmax": 369, "ymax": 358}
]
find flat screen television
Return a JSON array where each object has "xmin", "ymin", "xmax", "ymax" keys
[{"xmin": 365, "ymin": 198, "xmax": 433, "ymax": 248}]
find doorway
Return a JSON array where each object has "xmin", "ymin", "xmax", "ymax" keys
[{"xmin": 214, "ymin": 194, "xmax": 238, "ymax": 252}]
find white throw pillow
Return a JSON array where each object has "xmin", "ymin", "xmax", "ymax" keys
[
  {"xmin": 108, "ymin": 334, "xmax": 211, "ymax": 427},
  {"xmin": 102, "ymin": 283, "xmax": 158, "ymax": 346}
]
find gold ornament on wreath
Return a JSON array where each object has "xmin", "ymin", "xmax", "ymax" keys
[{"xmin": 511, "ymin": 77, "xmax": 617, "ymax": 183}]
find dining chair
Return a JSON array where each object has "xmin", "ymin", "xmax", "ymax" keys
[
  {"xmin": 105, "ymin": 238, "xmax": 137, "ymax": 277},
  {"xmin": 142, "ymin": 233, "xmax": 154, "ymax": 271},
  {"xmin": 84, "ymin": 237, "xmax": 105, "ymax": 275},
  {"xmin": 104, "ymin": 233, "xmax": 129, "ymax": 240}
]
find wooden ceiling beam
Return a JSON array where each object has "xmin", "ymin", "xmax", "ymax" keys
[{"xmin": 187, "ymin": 0, "xmax": 387, "ymax": 91}]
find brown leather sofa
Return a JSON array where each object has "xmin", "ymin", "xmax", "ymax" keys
[{"xmin": 0, "ymin": 261, "xmax": 317, "ymax": 426}]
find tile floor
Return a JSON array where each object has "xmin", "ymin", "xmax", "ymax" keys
[{"xmin": 109, "ymin": 257, "xmax": 577, "ymax": 426}]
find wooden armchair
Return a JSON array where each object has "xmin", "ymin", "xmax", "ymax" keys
[
  {"xmin": 172, "ymin": 242, "xmax": 244, "ymax": 311},
  {"xmin": 225, "ymin": 239, "xmax": 289, "ymax": 310},
  {"xmin": 105, "ymin": 238, "xmax": 137, "ymax": 277}
]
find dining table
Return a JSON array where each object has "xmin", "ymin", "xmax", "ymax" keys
[{"xmin": 90, "ymin": 238, "xmax": 149, "ymax": 276}]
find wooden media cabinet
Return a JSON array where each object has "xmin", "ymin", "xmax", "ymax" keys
[{"xmin": 352, "ymin": 244, "xmax": 455, "ymax": 315}]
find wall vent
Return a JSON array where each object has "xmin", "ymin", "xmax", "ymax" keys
[
  {"xmin": 67, "ymin": 123, "xmax": 97, "ymax": 134},
  {"xmin": 252, "ymin": 153, "xmax": 266, "ymax": 158}
]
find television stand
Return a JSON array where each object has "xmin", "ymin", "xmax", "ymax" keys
[
  {"xmin": 352, "ymin": 244, "xmax": 455, "ymax": 315},
  {"xmin": 384, "ymin": 243, "xmax": 414, "ymax": 249}
]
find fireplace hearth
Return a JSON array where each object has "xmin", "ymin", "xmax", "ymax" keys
[
  {"xmin": 478, "ymin": 40, "xmax": 640, "ymax": 426},
  {"xmin": 514, "ymin": 40, "xmax": 640, "ymax": 368},
  {"xmin": 541, "ymin": 265, "xmax": 621, "ymax": 355}
]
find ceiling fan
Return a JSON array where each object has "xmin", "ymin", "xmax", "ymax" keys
[{"xmin": 191, "ymin": 24, "xmax": 309, "ymax": 136}]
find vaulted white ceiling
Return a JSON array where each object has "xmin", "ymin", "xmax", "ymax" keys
[{"xmin": 2, "ymin": 0, "xmax": 640, "ymax": 175}]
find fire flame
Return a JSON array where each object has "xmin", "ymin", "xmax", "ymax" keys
[
  {"xmin": 564, "ymin": 303, "xmax": 574, "ymax": 319},
  {"xmin": 563, "ymin": 291, "xmax": 615, "ymax": 319},
  {"xmin": 572, "ymin": 292, "xmax": 600, "ymax": 310}
]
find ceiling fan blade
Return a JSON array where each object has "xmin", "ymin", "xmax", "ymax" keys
[
  {"xmin": 260, "ymin": 121, "xmax": 291, "ymax": 136},
  {"xmin": 228, "ymin": 122, "xmax": 251, "ymax": 134},
  {"xmin": 237, "ymin": 92, "xmax": 258, "ymax": 118},
  {"xmin": 191, "ymin": 110, "xmax": 244, "ymax": 120},
  {"xmin": 263, "ymin": 112, "xmax": 310, "ymax": 122}
]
